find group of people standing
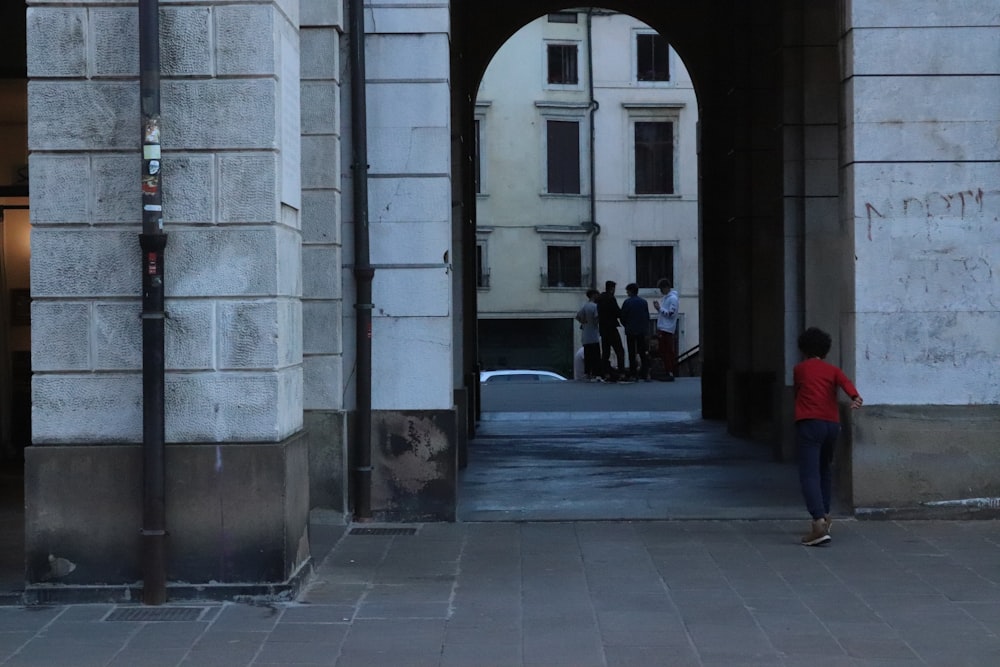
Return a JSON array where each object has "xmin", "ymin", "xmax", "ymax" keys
[{"xmin": 575, "ymin": 279, "xmax": 680, "ymax": 383}]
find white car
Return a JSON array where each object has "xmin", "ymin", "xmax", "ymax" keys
[{"xmin": 479, "ymin": 369, "xmax": 568, "ymax": 384}]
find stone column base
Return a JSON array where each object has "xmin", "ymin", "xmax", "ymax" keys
[
  {"xmin": 852, "ymin": 405, "xmax": 1000, "ymax": 518},
  {"xmin": 370, "ymin": 409, "xmax": 457, "ymax": 522},
  {"xmin": 24, "ymin": 434, "xmax": 309, "ymax": 599}
]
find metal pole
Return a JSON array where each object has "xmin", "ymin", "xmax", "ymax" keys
[
  {"xmin": 349, "ymin": 0, "xmax": 374, "ymax": 520},
  {"xmin": 586, "ymin": 9, "xmax": 599, "ymax": 288},
  {"xmin": 139, "ymin": 0, "xmax": 167, "ymax": 605}
]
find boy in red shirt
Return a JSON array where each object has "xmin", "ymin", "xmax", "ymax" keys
[{"xmin": 794, "ymin": 327, "xmax": 863, "ymax": 546}]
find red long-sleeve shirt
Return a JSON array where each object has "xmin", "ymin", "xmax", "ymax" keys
[{"xmin": 793, "ymin": 357, "xmax": 860, "ymax": 423}]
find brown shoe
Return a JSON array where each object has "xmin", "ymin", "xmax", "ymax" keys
[
  {"xmin": 824, "ymin": 514, "xmax": 833, "ymax": 536},
  {"xmin": 801, "ymin": 519, "xmax": 831, "ymax": 546}
]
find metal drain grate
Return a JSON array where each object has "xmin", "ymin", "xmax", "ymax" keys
[
  {"xmin": 348, "ymin": 527, "xmax": 417, "ymax": 536},
  {"xmin": 106, "ymin": 606, "xmax": 207, "ymax": 622}
]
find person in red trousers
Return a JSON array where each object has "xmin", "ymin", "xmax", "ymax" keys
[{"xmin": 653, "ymin": 278, "xmax": 679, "ymax": 381}]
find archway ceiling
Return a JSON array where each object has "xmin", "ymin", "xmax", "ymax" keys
[{"xmin": 454, "ymin": 0, "xmax": 755, "ymax": 98}]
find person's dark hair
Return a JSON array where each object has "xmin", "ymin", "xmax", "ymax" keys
[
  {"xmin": 604, "ymin": 280, "xmax": 616, "ymax": 291},
  {"xmin": 585, "ymin": 288, "xmax": 599, "ymax": 298},
  {"xmin": 656, "ymin": 278, "xmax": 672, "ymax": 290},
  {"xmin": 625, "ymin": 283, "xmax": 638, "ymax": 295},
  {"xmin": 798, "ymin": 327, "xmax": 832, "ymax": 359}
]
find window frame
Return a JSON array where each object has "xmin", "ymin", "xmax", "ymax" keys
[
  {"xmin": 474, "ymin": 102, "xmax": 490, "ymax": 196},
  {"xmin": 624, "ymin": 103, "xmax": 684, "ymax": 198},
  {"xmin": 537, "ymin": 226, "xmax": 591, "ymax": 291},
  {"xmin": 544, "ymin": 245, "xmax": 584, "ymax": 289},
  {"xmin": 547, "ymin": 11, "xmax": 579, "ymax": 24},
  {"xmin": 632, "ymin": 241, "xmax": 677, "ymax": 291},
  {"xmin": 633, "ymin": 30, "xmax": 672, "ymax": 85},
  {"xmin": 475, "ymin": 227, "xmax": 492, "ymax": 290},
  {"xmin": 537, "ymin": 102, "xmax": 590, "ymax": 197},
  {"xmin": 543, "ymin": 40, "xmax": 582, "ymax": 90},
  {"xmin": 545, "ymin": 119, "xmax": 582, "ymax": 195}
]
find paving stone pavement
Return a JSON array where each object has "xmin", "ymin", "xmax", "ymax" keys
[{"xmin": 2, "ymin": 519, "xmax": 1000, "ymax": 666}]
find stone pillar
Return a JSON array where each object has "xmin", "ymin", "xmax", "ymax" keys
[
  {"xmin": 778, "ymin": 1, "xmax": 841, "ymax": 461},
  {"xmin": 25, "ymin": 0, "xmax": 306, "ymax": 590},
  {"xmin": 357, "ymin": 1, "xmax": 456, "ymax": 520},
  {"xmin": 844, "ymin": 2, "xmax": 1000, "ymax": 512},
  {"xmin": 719, "ymin": 0, "xmax": 785, "ymax": 443},
  {"xmin": 300, "ymin": 0, "xmax": 348, "ymax": 511}
]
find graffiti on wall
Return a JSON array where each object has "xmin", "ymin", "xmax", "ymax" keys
[{"xmin": 863, "ymin": 187, "xmax": 995, "ymax": 241}]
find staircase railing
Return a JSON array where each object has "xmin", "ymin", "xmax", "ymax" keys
[{"xmin": 677, "ymin": 344, "xmax": 701, "ymax": 377}]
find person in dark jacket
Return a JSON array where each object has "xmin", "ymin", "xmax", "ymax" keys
[
  {"xmin": 619, "ymin": 283, "xmax": 651, "ymax": 381},
  {"xmin": 595, "ymin": 280, "xmax": 625, "ymax": 381}
]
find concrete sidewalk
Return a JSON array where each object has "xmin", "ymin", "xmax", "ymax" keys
[{"xmin": 3, "ymin": 518, "xmax": 1000, "ymax": 666}]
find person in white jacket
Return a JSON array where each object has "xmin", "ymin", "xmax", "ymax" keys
[{"xmin": 653, "ymin": 278, "xmax": 679, "ymax": 381}]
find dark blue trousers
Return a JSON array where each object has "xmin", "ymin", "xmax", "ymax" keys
[{"xmin": 796, "ymin": 419, "xmax": 840, "ymax": 520}]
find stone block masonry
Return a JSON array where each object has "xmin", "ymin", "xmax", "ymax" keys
[{"xmin": 25, "ymin": 0, "xmax": 308, "ymax": 588}]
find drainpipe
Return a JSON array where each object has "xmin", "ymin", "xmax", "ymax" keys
[
  {"xmin": 586, "ymin": 9, "xmax": 599, "ymax": 288},
  {"xmin": 138, "ymin": 0, "xmax": 167, "ymax": 605},
  {"xmin": 349, "ymin": 0, "xmax": 374, "ymax": 520}
]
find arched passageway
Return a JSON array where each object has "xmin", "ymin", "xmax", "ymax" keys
[
  {"xmin": 451, "ymin": 0, "xmax": 845, "ymax": 467},
  {"xmin": 474, "ymin": 11, "xmax": 701, "ymax": 385}
]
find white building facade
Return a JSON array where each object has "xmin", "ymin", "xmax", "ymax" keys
[{"xmin": 476, "ymin": 11, "xmax": 699, "ymax": 376}]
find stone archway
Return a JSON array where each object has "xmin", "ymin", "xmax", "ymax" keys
[{"xmin": 450, "ymin": 0, "xmax": 846, "ymax": 465}]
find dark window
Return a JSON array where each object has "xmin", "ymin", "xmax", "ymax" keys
[
  {"xmin": 634, "ymin": 121, "xmax": 674, "ymax": 194},
  {"xmin": 547, "ymin": 246, "xmax": 582, "ymax": 287},
  {"xmin": 547, "ymin": 44, "xmax": 578, "ymax": 85},
  {"xmin": 637, "ymin": 33, "xmax": 670, "ymax": 82},
  {"xmin": 473, "ymin": 119, "xmax": 482, "ymax": 194},
  {"xmin": 547, "ymin": 12, "xmax": 578, "ymax": 24},
  {"xmin": 547, "ymin": 120, "xmax": 581, "ymax": 194},
  {"xmin": 635, "ymin": 246, "xmax": 673, "ymax": 289},
  {"xmin": 476, "ymin": 243, "xmax": 489, "ymax": 288}
]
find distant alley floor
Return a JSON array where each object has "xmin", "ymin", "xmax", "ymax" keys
[{"xmin": 461, "ymin": 378, "xmax": 805, "ymax": 521}]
